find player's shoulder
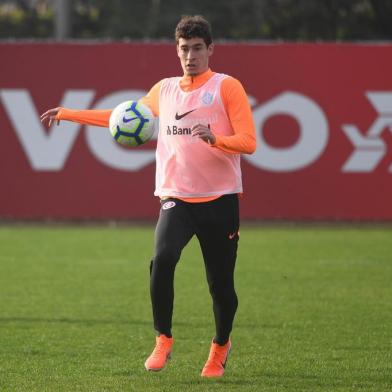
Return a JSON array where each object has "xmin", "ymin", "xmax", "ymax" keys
[
  {"xmin": 148, "ymin": 77, "xmax": 179, "ymax": 95},
  {"xmin": 218, "ymin": 73, "xmax": 246, "ymax": 94},
  {"xmin": 161, "ymin": 76, "xmax": 182, "ymax": 85},
  {"xmin": 158, "ymin": 77, "xmax": 182, "ymax": 93},
  {"xmin": 213, "ymin": 71, "xmax": 238, "ymax": 80}
]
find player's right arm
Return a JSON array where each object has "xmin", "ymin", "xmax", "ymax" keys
[
  {"xmin": 40, "ymin": 107, "xmax": 112, "ymax": 127},
  {"xmin": 40, "ymin": 81, "xmax": 162, "ymax": 127}
]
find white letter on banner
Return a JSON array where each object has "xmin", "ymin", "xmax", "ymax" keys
[
  {"xmin": 342, "ymin": 91, "xmax": 392, "ymax": 173},
  {"xmin": 0, "ymin": 89, "xmax": 95, "ymax": 171},
  {"xmin": 85, "ymin": 90, "xmax": 157, "ymax": 171},
  {"xmin": 244, "ymin": 92, "xmax": 329, "ymax": 172}
]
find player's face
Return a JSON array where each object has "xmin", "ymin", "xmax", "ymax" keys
[{"xmin": 177, "ymin": 37, "xmax": 214, "ymax": 76}]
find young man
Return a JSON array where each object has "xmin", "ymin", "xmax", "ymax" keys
[{"xmin": 41, "ymin": 15, "xmax": 256, "ymax": 378}]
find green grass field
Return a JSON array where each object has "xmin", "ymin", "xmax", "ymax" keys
[{"xmin": 0, "ymin": 225, "xmax": 391, "ymax": 391}]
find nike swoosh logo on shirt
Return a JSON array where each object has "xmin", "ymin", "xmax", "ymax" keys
[{"xmin": 175, "ymin": 109, "xmax": 197, "ymax": 120}]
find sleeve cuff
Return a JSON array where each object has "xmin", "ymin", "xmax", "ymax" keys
[{"xmin": 55, "ymin": 107, "xmax": 66, "ymax": 120}]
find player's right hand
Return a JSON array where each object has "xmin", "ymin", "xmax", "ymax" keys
[{"xmin": 40, "ymin": 107, "xmax": 61, "ymax": 127}]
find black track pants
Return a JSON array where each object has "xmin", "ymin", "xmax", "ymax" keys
[{"xmin": 150, "ymin": 194, "xmax": 239, "ymax": 343}]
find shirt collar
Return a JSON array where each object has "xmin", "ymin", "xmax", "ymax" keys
[{"xmin": 180, "ymin": 69, "xmax": 214, "ymax": 91}]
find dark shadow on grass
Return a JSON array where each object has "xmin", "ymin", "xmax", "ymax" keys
[
  {"xmin": 0, "ymin": 317, "xmax": 283, "ymax": 332},
  {"xmin": 0, "ymin": 317, "xmax": 151, "ymax": 326},
  {"xmin": 177, "ymin": 378, "xmax": 256, "ymax": 387},
  {"xmin": 0, "ymin": 316, "xmax": 211, "ymax": 328},
  {"xmin": 236, "ymin": 322, "xmax": 283, "ymax": 329}
]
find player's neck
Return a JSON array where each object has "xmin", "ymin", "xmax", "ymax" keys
[
  {"xmin": 183, "ymin": 68, "xmax": 211, "ymax": 79},
  {"xmin": 180, "ymin": 69, "xmax": 214, "ymax": 92}
]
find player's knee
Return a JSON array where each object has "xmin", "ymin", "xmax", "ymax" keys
[
  {"xmin": 153, "ymin": 245, "xmax": 181, "ymax": 269},
  {"xmin": 208, "ymin": 279, "xmax": 237, "ymax": 305}
]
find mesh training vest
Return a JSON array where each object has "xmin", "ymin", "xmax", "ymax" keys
[{"xmin": 154, "ymin": 73, "xmax": 242, "ymax": 198}]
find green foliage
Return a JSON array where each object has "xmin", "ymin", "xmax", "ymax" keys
[
  {"xmin": 0, "ymin": 2, "xmax": 53, "ymax": 38},
  {"xmin": 0, "ymin": 225, "xmax": 392, "ymax": 391},
  {"xmin": 0, "ymin": 0, "xmax": 392, "ymax": 40}
]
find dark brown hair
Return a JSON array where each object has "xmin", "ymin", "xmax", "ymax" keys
[{"xmin": 175, "ymin": 15, "xmax": 213, "ymax": 47}]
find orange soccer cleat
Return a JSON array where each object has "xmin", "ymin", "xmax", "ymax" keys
[
  {"xmin": 201, "ymin": 339, "xmax": 231, "ymax": 378},
  {"xmin": 144, "ymin": 335, "xmax": 173, "ymax": 372}
]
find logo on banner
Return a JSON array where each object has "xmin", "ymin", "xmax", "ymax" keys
[
  {"xmin": 1, "ymin": 88, "xmax": 391, "ymax": 174},
  {"xmin": 342, "ymin": 92, "xmax": 392, "ymax": 173},
  {"xmin": 245, "ymin": 92, "xmax": 329, "ymax": 172}
]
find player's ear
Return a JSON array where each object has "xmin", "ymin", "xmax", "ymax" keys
[{"xmin": 208, "ymin": 43, "xmax": 214, "ymax": 57}]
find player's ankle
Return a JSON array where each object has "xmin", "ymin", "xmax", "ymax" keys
[
  {"xmin": 157, "ymin": 332, "xmax": 172, "ymax": 339},
  {"xmin": 213, "ymin": 336, "xmax": 229, "ymax": 346}
]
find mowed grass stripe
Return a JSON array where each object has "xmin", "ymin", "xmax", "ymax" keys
[{"xmin": 0, "ymin": 226, "xmax": 391, "ymax": 391}]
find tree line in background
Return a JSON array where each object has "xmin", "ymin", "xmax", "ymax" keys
[{"xmin": 1, "ymin": 0, "xmax": 392, "ymax": 40}]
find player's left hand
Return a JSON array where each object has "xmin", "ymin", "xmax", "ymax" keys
[{"xmin": 191, "ymin": 124, "xmax": 216, "ymax": 145}]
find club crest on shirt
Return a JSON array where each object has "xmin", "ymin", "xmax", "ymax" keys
[
  {"xmin": 162, "ymin": 201, "xmax": 176, "ymax": 210},
  {"xmin": 201, "ymin": 92, "xmax": 214, "ymax": 105}
]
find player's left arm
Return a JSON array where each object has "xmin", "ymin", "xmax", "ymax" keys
[{"xmin": 212, "ymin": 77, "xmax": 256, "ymax": 154}]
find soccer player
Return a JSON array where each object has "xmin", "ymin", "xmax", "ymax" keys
[{"xmin": 41, "ymin": 15, "xmax": 256, "ymax": 378}]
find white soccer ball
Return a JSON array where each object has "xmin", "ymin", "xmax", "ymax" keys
[{"xmin": 109, "ymin": 100, "xmax": 155, "ymax": 147}]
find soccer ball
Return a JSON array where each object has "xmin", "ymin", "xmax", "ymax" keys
[{"xmin": 109, "ymin": 100, "xmax": 155, "ymax": 147}]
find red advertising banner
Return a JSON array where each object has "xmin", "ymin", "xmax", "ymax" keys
[{"xmin": 1, "ymin": 42, "xmax": 392, "ymax": 220}]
